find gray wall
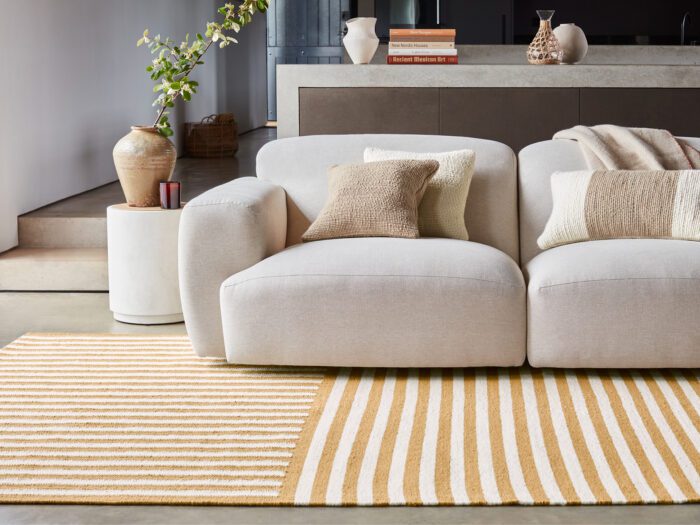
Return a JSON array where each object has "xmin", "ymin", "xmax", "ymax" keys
[{"xmin": 0, "ymin": 0, "xmax": 267, "ymax": 253}]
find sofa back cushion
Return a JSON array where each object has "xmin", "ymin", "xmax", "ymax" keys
[
  {"xmin": 518, "ymin": 137, "xmax": 700, "ymax": 264},
  {"xmin": 257, "ymin": 134, "xmax": 519, "ymax": 262}
]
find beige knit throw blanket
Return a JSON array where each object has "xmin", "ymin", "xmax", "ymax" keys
[{"xmin": 553, "ymin": 124, "xmax": 700, "ymax": 170}]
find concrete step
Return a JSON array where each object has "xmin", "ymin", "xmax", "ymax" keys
[
  {"xmin": 0, "ymin": 248, "xmax": 108, "ymax": 291},
  {"xmin": 18, "ymin": 216, "xmax": 106, "ymax": 248}
]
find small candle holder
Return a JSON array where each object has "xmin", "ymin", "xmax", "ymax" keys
[{"xmin": 160, "ymin": 181, "xmax": 181, "ymax": 209}]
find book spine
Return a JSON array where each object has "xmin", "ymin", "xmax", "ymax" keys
[
  {"xmin": 388, "ymin": 48, "xmax": 458, "ymax": 56},
  {"xmin": 389, "ymin": 41, "xmax": 455, "ymax": 49},
  {"xmin": 389, "ymin": 28, "xmax": 456, "ymax": 37},
  {"xmin": 390, "ymin": 35, "xmax": 455, "ymax": 42},
  {"xmin": 387, "ymin": 55, "xmax": 459, "ymax": 64}
]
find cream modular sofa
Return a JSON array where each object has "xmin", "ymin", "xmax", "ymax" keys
[
  {"xmin": 179, "ymin": 134, "xmax": 700, "ymax": 368},
  {"xmin": 179, "ymin": 135, "xmax": 525, "ymax": 367}
]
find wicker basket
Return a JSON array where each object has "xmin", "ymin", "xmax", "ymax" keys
[{"xmin": 184, "ymin": 114, "xmax": 238, "ymax": 158}]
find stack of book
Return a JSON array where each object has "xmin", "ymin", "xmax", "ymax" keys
[{"xmin": 387, "ymin": 28, "xmax": 457, "ymax": 65}]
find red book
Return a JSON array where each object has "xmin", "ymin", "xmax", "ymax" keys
[
  {"xmin": 389, "ymin": 28, "xmax": 456, "ymax": 37},
  {"xmin": 387, "ymin": 55, "xmax": 458, "ymax": 65}
]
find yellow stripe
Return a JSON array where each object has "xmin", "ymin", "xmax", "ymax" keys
[
  {"xmin": 638, "ymin": 372, "xmax": 700, "ymax": 470},
  {"xmin": 599, "ymin": 373, "xmax": 670, "ymax": 502},
  {"xmin": 509, "ymin": 370, "xmax": 548, "ymax": 504},
  {"xmin": 554, "ymin": 373, "xmax": 610, "ymax": 502},
  {"xmin": 660, "ymin": 371, "xmax": 700, "ymax": 434},
  {"xmin": 341, "ymin": 370, "xmax": 386, "ymax": 504},
  {"xmin": 486, "ymin": 370, "xmax": 517, "ymax": 503},
  {"xmin": 309, "ymin": 370, "xmax": 361, "ymax": 504},
  {"xmin": 435, "ymin": 370, "xmax": 454, "ymax": 504},
  {"xmin": 531, "ymin": 371, "xmax": 579, "ymax": 503},
  {"xmin": 403, "ymin": 369, "xmax": 430, "ymax": 504},
  {"xmin": 621, "ymin": 372, "xmax": 696, "ymax": 500},
  {"xmin": 463, "ymin": 370, "xmax": 485, "ymax": 503}
]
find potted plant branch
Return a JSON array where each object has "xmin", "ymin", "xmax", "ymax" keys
[{"xmin": 113, "ymin": 1, "xmax": 269, "ymax": 207}]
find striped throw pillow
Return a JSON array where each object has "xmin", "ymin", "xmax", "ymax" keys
[{"xmin": 538, "ymin": 169, "xmax": 700, "ymax": 250}]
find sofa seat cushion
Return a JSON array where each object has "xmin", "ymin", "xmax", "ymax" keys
[
  {"xmin": 220, "ymin": 238, "xmax": 526, "ymax": 367},
  {"xmin": 526, "ymin": 239, "xmax": 700, "ymax": 368}
]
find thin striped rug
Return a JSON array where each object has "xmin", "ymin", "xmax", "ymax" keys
[{"xmin": 0, "ymin": 334, "xmax": 698, "ymax": 506}]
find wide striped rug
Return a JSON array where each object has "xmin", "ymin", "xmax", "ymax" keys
[{"xmin": 0, "ymin": 334, "xmax": 698, "ymax": 506}]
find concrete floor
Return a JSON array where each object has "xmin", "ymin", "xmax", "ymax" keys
[{"xmin": 1, "ymin": 126, "xmax": 698, "ymax": 524}]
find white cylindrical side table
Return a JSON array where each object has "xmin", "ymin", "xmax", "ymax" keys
[{"xmin": 107, "ymin": 204, "xmax": 183, "ymax": 325}]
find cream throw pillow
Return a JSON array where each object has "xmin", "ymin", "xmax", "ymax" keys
[
  {"xmin": 538, "ymin": 169, "xmax": 700, "ymax": 250},
  {"xmin": 364, "ymin": 147, "xmax": 476, "ymax": 240},
  {"xmin": 302, "ymin": 159, "xmax": 439, "ymax": 242}
]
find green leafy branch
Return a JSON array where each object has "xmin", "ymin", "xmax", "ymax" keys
[{"xmin": 138, "ymin": 0, "xmax": 269, "ymax": 137}]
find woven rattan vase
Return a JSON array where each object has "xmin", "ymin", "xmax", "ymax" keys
[{"xmin": 527, "ymin": 10, "xmax": 562, "ymax": 65}]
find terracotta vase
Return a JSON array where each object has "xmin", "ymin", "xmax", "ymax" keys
[
  {"xmin": 553, "ymin": 23, "xmax": 588, "ymax": 64},
  {"xmin": 113, "ymin": 126, "xmax": 177, "ymax": 207},
  {"xmin": 343, "ymin": 17, "xmax": 379, "ymax": 64},
  {"xmin": 527, "ymin": 10, "xmax": 562, "ymax": 65}
]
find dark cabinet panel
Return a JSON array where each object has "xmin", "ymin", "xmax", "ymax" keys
[
  {"xmin": 299, "ymin": 88, "xmax": 440, "ymax": 135},
  {"xmin": 439, "ymin": 88, "xmax": 579, "ymax": 152},
  {"xmin": 580, "ymin": 89, "xmax": 700, "ymax": 137}
]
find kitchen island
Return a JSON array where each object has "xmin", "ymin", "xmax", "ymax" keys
[{"xmin": 277, "ymin": 46, "xmax": 700, "ymax": 151}]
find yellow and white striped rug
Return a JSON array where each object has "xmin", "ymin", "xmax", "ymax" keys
[{"xmin": 0, "ymin": 333, "xmax": 698, "ymax": 505}]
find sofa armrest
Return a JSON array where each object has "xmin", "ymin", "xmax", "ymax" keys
[{"xmin": 178, "ymin": 177, "xmax": 287, "ymax": 357}]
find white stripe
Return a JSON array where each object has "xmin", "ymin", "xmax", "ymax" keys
[
  {"xmin": 0, "ymin": 469, "xmax": 285, "ymax": 477},
  {"xmin": 0, "ymin": 411, "xmax": 309, "ymax": 417},
  {"xmin": 387, "ymin": 369, "xmax": 419, "ymax": 505},
  {"xmin": 653, "ymin": 373, "xmax": 700, "ymax": 443},
  {"xmin": 565, "ymin": 373, "xmax": 626, "ymax": 503},
  {"xmin": 0, "ymin": 394, "xmax": 315, "ymax": 401},
  {"xmin": 0, "ymin": 430, "xmax": 302, "ymax": 436},
  {"xmin": 1, "ymin": 356, "xmax": 218, "ymax": 361},
  {"xmin": 0, "ymin": 434, "xmax": 298, "ymax": 441},
  {"xmin": 0, "ymin": 380, "xmax": 320, "ymax": 388},
  {"xmin": 450, "ymin": 369, "xmax": 468, "ymax": 504},
  {"xmin": 0, "ymin": 460, "xmax": 289, "ymax": 467},
  {"xmin": 419, "ymin": 369, "xmax": 441, "ymax": 505},
  {"xmin": 519, "ymin": 372, "xmax": 566, "ymax": 504},
  {"xmin": 357, "ymin": 369, "xmax": 397, "ymax": 505},
  {"xmin": 610, "ymin": 374, "xmax": 685, "ymax": 502},
  {"xmin": 542, "ymin": 372, "xmax": 595, "ymax": 503},
  {"xmin": 0, "ymin": 451, "xmax": 292, "ymax": 458},
  {"xmin": 0, "ymin": 403, "xmax": 310, "ymax": 410},
  {"xmin": 0, "ymin": 478, "xmax": 283, "ymax": 488},
  {"xmin": 0, "ymin": 373, "xmax": 322, "ymax": 382},
  {"xmin": 671, "ymin": 372, "xmax": 700, "ymax": 412},
  {"xmin": 0, "ymin": 419, "xmax": 305, "ymax": 427},
  {"xmin": 326, "ymin": 369, "xmax": 375, "ymax": 505},
  {"xmin": 0, "ymin": 389, "xmax": 317, "ymax": 396},
  {"xmin": 0, "ymin": 488, "xmax": 278, "ymax": 497},
  {"xmin": 0, "ymin": 442, "xmax": 296, "ymax": 450},
  {"xmin": 294, "ymin": 369, "xmax": 350, "ymax": 505},
  {"xmin": 633, "ymin": 373, "xmax": 700, "ymax": 493},
  {"xmin": 0, "ymin": 368, "xmax": 324, "ymax": 377},
  {"xmin": 498, "ymin": 370, "xmax": 533, "ymax": 504},
  {"xmin": 475, "ymin": 371, "xmax": 500, "ymax": 504},
  {"xmin": 0, "ymin": 397, "xmax": 313, "ymax": 404},
  {"xmin": 587, "ymin": 375, "xmax": 657, "ymax": 502}
]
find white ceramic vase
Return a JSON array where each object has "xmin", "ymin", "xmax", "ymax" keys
[
  {"xmin": 343, "ymin": 17, "xmax": 379, "ymax": 64},
  {"xmin": 553, "ymin": 23, "xmax": 588, "ymax": 64}
]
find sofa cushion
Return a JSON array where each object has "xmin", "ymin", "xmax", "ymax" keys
[
  {"xmin": 302, "ymin": 159, "xmax": 438, "ymax": 242},
  {"xmin": 526, "ymin": 239, "xmax": 700, "ymax": 368},
  {"xmin": 220, "ymin": 238, "xmax": 526, "ymax": 367},
  {"xmin": 364, "ymin": 147, "xmax": 476, "ymax": 240},
  {"xmin": 538, "ymin": 169, "xmax": 700, "ymax": 250}
]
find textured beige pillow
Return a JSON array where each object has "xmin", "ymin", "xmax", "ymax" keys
[
  {"xmin": 364, "ymin": 147, "xmax": 476, "ymax": 240},
  {"xmin": 538, "ymin": 169, "xmax": 700, "ymax": 250},
  {"xmin": 302, "ymin": 159, "xmax": 439, "ymax": 242}
]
